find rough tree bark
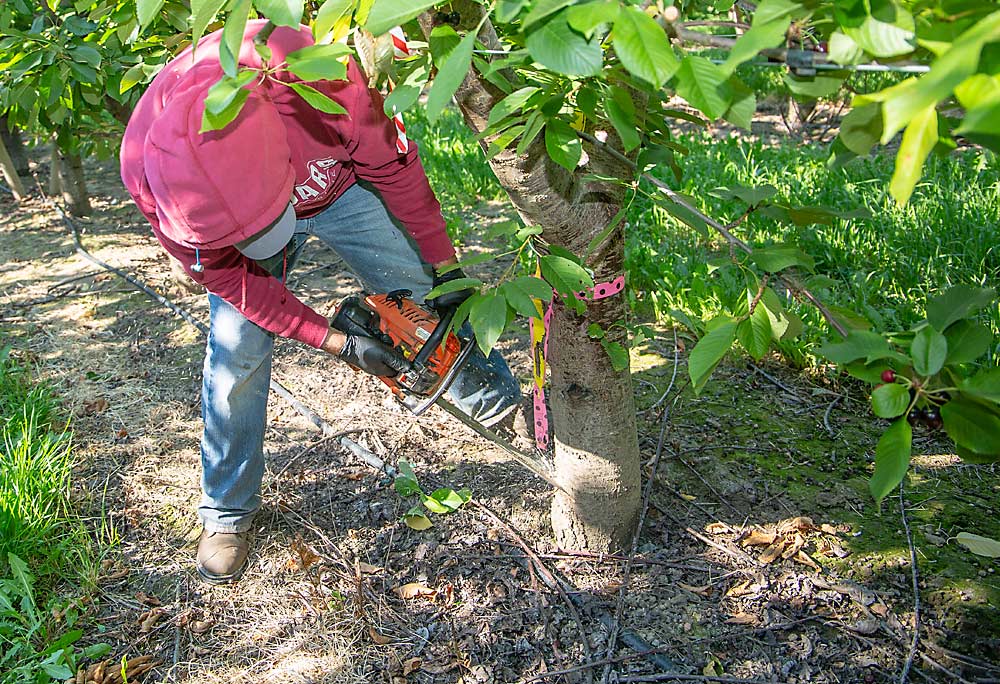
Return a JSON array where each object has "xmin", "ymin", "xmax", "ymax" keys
[
  {"xmin": 0, "ymin": 116, "xmax": 31, "ymax": 181},
  {"xmin": 419, "ymin": 6, "xmax": 642, "ymax": 552},
  {"xmin": 0, "ymin": 134, "xmax": 26, "ymax": 201}
]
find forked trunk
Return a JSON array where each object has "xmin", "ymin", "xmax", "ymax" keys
[{"xmin": 420, "ymin": 8, "xmax": 641, "ymax": 551}]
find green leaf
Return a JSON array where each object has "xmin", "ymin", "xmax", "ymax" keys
[
  {"xmin": 840, "ymin": 0, "xmax": 916, "ymax": 58},
  {"xmin": 525, "ymin": 11, "xmax": 603, "ymax": 78},
  {"xmin": 942, "ymin": 398, "xmax": 1000, "ymax": 455},
  {"xmin": 516, "ymin": 110, "xmax": 547, "ymax": 156},
  {"xmin": 497, "ymin": 0, "xmax": 529, "ymax": 22},
  {"xmin": 200, "ymin": 79, "xmax": 250, "ymax": 132},
  {"xmin": 137, "ymin": 0, "xmax": 164, "ymax": 29},
  {"xmin": 288, "ymin": 82, "xmax": 348, "ymax": 114},
  {"xmin": 839, "ymin": 103, "xmax": 883, "ymax": 156},
  {"xmin": 510, "ymin": 275, "xmax": 554, "ymax": 302},
  {"xmin": 285, "ymin": 43, "xmax": 351, "ymax": 81},
  {"xmin": 421, "ymin": 493, "xmax": 450, "ymax": 513},
  {"xmin": 8, "ymin": 553, "xmax": 33, "ymax": 602},
  {"xmin": 42, "ymin": 663, "xmax": 73, "ymax": 680},
  {"xmin": 721, "ymin": 4, "xmax": 792, "ymax": 74},
  {"xmin": 524, "ymin": 0, "xmax": 576, "ymax": 29},
  {"xmin": 426, "ymin": 28, "xmax": 476, "ymax": 122},
  {"xmin": 204, "ymin": 70, "xmax": 256, "ymax": 115},
  {"xmin": 314, "ymin": 0, "xmax": 354, "ymax": 40},
  {"xmin": 612, "ymin": 6, "xmax": 678, "ymax": 87},
  {"xmin": 889, "ymin": 105, "xmax": 938, "ymax": 205},
  {"xmin": 709, "ymin": 184, "xmax": 777, "ymax": 206},
  {"xmin": 470, "ymin": 294, "xmax": 508, "ymax": 356},
  {"xmin": 828, "ymin": 30, "xmax": 864, "ymax": 65},
  {"xmin": 403, "ymin": 506, "xmax": 433, "ymax": 529},
  {"xmin": 427, "ymin": 487, "xmax": 471, "ymax": 512},
  {"xmin": 926, "ymin": 285, "xmax": 996, "ymax": 332},
  {"xmin": 220, "ymin": 0, "xmax": 251, "ymax": 78},
  {"xmin": 956, "ymin": 444, "xmax": 1000, "ymax": 464},
  {"xmin": 544, "ymin": 118, "xmax": 582, "ymax": 171},
  {"xmin": 120, "ymin": 64, "xmax": 147, "ymax": 94},
  {"xmin": 487, "ymin": 86, "xmax": 539, "ymax": 129},
  {"xmin": 192, "ymin": 0, "xmax": 228, "ymax": 48},
  {"xmin": 83, "ymin": 644, "xmax": 112, "ymax": 659},
  {"xmin": 394, "ymin": 461, "xmax": 421, "ymax": 496},
  {"xmin": 960, "ymin": 368, "xmax": 1000, "ymax": 404},
  {"xmin": 871, "ymin": 383, "xmax": 909, "ymax": 418},
  {"xmin": 587, "ymin": 323, "xmax": 605, "ymax": 339},
  {"xmin": 70, "ymin": 45, "xmax": 102, "ymax": 68},
  {"xmin": 869, "ymin": 418, "xmax": 911, "ymax": 503},
  {"xmin": 737, "ymin": 303, "xmax": 772, "ymax": 361},
  {"xmin": 956, "ymin": 532, "xmax": 1000, "ymax": 558},
  {"xmin": 956, "ymin": 98, "xmax": 1000, "ymax": 152},
  {"xmin": 500, "ymin": 281, "xmax": 542, "ymax": 319},
  {"xmin": 365, "ymin": 0, "xmax": 439, "ymax": 36},
  {"xmin": 539, "ymin": 255, "xmax": 593, "ymax": 303},
  {"xmin": 750, "ymin": 245, "xmax": 815, "ymax": 273},
  {"xmin": 944, "ymin": 320, "xmax": 993, "ymax": 364},
  {"xmin": 425, "ymin": 277, "xmax": 483, "ymax": 301},
  {"xmin": 910, "ymin": 326, "xmax": 947, "ymax": 376},
  {"xmin": 567, "ymin": 1, "xmax": 620, "ymax": 37},
  {"xmin": 255, "ymin": 0, "xmax": 303, "ymax": 27},
  {"xmin": 724, "ymin": 79, "xmax": 756, "ymax": 131},
  {"xmin": 816, "ymin": 330, "xmax": 891, "ymax": 364},
  {"xmin": 784, "ymin": 72, "xmax": 847, "ymax": 99},
  {"xmin": 383, "ymin": 54, "xmax": 431, "ymax": 116},
  {"xmin": 605, "ymin": 87, "xmax": 640, "ymax": 152},
  {"xmin": 601, "ymin": 339, "xmax": 629, "ymax": 371},
  {"xmin": 674, "ymin": 56, "xmax": 732, "ymax": 120},
  {"xmin": 688, "ymin": 318, "xmax": 738, "ymax": 394}
]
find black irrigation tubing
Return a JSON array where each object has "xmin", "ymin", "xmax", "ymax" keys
[{"xmin": 29, "ymin": 180, "xmax": 393, "ymax": 476}]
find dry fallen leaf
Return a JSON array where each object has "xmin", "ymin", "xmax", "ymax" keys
[
  {"xmin": 678, "ymin": 582, "xmax": 713, "ymax": 598},
  {"xmin": 135, "ymin": 592, "xmax": 161, "ymax": 606},
  {"xmin": 726, "ymin": 580, "xmax": 756, "ymax": 598},
  {"xmin": 138, "ymin": 607, "xmax": 166, "ymax": 633},
  {"xmin": 357, "ymin": 562, "xmax": 382, "ymax": 574},
  {"xmin": 845, "ymin": 618, "xmax": 880, "ymax": 635},
  {"xmin": 741, "ymin": 529, "xmax": 777, "ymax": 547},
  {"xmin": 678, "ymin": 491, "xmax": 697, "ymax": 501},
  {"xmin": 369, "ymin": 626, "xmax": 393, "ymax": 645},
  {"xmin": 778, "ymin": 516, "xmax": 815, "ymax": 534},
  {"xmin": 403, "ymin": 657, "xmax": 422, "ymax": 675},
  {"xmin": 288, "ymin": 536, "xmax": 321, "ymax": 572},
  {"xmin": 188, "ymin": 619, "xmax": 214, "ymax": 634},
  {"xmin": 820, "ymin": 523, "xmax": 840, "ymax": 535},
  {"xmin": 725, "ymin": 612, "xmax": 758, "ymax": 625},
  {"xmin": 705, "ymin": 522, "xmax": 731, "ymax": 535},
  {"xmin": 393, "ymin": 583, "xmax": 436, "ymax": 600},
  {"xmin": 759, "ymin": 539, "xmax": 786, "ymax": 564},
  {"xmin": 781, "ymin": 533, "xmax": 806, "ymax": 560},
  {"xmin": 794, "ymin": 550, "xmax": 820, "ymax": 570},
  {"xmin": 83, "ymin": 398, "xmax": 109, "ymax": 414}
]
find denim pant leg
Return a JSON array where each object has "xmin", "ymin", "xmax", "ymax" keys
[
  {"xmin": 198, "ymin": 234, "xmax": 309, "ymax": 532},
  {"xmin": 307, "ymin": 182, "xmax": 521, "ymax": 425}
]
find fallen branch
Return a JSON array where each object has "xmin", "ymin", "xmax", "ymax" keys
[{"xmin": 616, "ymin": 673, "xmax": 775, "ymax": 683}]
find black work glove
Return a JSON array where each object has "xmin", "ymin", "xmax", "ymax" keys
[
  {"xmin": 427, "ymin": 266, "xmax": 473, "ymax": 313},
  {"xmin": 339, "ymin": 335, "xmax": 411, "ymax": 377}
]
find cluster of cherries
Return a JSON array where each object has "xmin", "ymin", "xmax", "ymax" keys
[{"xmin": 879, "ymin": 369, "xmax": 944, "ymax": 430}]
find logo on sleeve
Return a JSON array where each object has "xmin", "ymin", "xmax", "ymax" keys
[{"xmin": 291, "ymin": 158, "xmax": 339, "ymax": 205}]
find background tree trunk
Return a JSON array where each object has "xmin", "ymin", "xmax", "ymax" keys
[
  {"xmin": 57, "ymin": 149, "xmax": 91, "ymax": 217},
  {"xmin": 420, "ymin": 7, "xmax": 642, "ymax": 552},
  {"xmin": 0, "ymin": 135, "xmax": 26, "ymax": 201},
  {"xmin": 0, "ymin": 116, "xmax": 31, "ymax": 181},
  {"xmin": 49, "ymin": 144, "xmax": 62, "ymax": 196}
]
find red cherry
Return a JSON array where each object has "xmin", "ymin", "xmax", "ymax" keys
[{"xmin": 881, "ymin": 369, "xmax": 896, "ymax": 383}]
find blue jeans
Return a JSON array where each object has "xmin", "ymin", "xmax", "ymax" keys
[{"xmin": 199, "ymin": 182, "xmax": 521, "ymax": 532}]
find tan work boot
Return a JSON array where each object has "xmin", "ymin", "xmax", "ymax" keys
[{"xmin": 197, "ymin": 529, "xmax": 250, "ymax": 584}]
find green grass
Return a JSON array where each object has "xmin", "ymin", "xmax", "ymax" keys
[
  {"xmin": 628, "ymin": 132, "xmax": 1000, "ymax": 357},
  {"xmin": 0, "ymin": 348, "xmax": 100, "ymax": 683}
]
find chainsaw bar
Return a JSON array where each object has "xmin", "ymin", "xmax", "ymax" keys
[{"xmin": 433, "ymin": 398, "xmax": 564, "ymax": 492}]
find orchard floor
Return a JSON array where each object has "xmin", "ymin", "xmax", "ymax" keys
[{"xmin": 1, "ymin": 154, "xmax": 998, "ymax": 684}]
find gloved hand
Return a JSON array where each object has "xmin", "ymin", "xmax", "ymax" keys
[
  {"xmin": 428, "ymin": 266, "xmax": 474, "ymax": 313},
  {"xmin": 339, "ymin": 335, "xmax": 411, "ymax": 377}
]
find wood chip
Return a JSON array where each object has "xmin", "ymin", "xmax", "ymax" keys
[{"xmin": 369, "ymin": 626, "xmax": 393, "ymax": 644}]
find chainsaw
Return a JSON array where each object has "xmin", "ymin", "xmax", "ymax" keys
[{"xmin": 331, "ymin": 290, "xmax": 559, "ymax": 488}]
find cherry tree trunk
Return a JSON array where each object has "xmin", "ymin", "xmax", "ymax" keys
[
  {"xmin": 0, "ymin": 134, "xmax": 26, "ymax": 201},
  {"xmin": 56, "ymin": 148, "xmax": 91, "ymax": 217},
  {"xmin": 0, "ymin": 116, "xmax": 30, "ymax": 189},
  {"xmin": 420, "ymin": 9, "xmax": 642, "ymax": 552}
]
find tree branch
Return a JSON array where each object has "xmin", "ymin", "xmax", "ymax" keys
[{"xmin": 576, "ymin": 130, "xmax": 850, "ymax": 338}]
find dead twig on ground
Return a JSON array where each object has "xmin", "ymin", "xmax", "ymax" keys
[
  {"xmin": 616, "ymin": 674, "xmax": 777, "ymax": 683},
  {"xmin": 899, "ymin": 481, "xmax": 921, "ymax": 684},
  {"xmin": 823, "ymin": 395, "xmax": 842, "ymax": 437},
  {"xmin": 522, "ymin": 648, "xmax": 679, "ymax": 682}
]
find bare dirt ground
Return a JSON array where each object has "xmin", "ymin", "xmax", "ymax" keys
[{"xmin": 1, "ymin": 154, "xmax": 998, "ymax": 684}]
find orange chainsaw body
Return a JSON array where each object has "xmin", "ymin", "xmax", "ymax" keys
[{"xmin": 333, "ymin": 292, "xmax": 465, "ymax": 402}]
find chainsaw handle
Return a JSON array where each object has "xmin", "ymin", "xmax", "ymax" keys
[{"xmin": 413, "ymin": 306, "xmax": 456, "ymax": 367}]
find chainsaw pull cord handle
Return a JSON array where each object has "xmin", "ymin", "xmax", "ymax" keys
[{"xmin": 413, "ymin": 306, "xmax": 456, "ymax": 368}]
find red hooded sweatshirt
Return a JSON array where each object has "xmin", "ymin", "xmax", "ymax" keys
[{"xmin": 120, "ymin": 21, "xmax": 454, "ymax": 349}]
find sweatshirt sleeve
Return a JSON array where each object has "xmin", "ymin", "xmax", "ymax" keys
[
  {"xmin": 320, "ymin": 61, "xmax": 456, "ymax": 265},
  {"xmin": 152, "ymin": 223, "xmax": 330, "ymax": 349}
]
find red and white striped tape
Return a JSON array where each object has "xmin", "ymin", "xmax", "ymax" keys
[{"xmin": 387, "ymin": 26, "xmax": 411, "ymax": 154}]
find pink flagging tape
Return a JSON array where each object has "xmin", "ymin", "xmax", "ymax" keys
[{"xmin": 531, "ymin": 275, "xmax": 625, "ymax": 450}]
